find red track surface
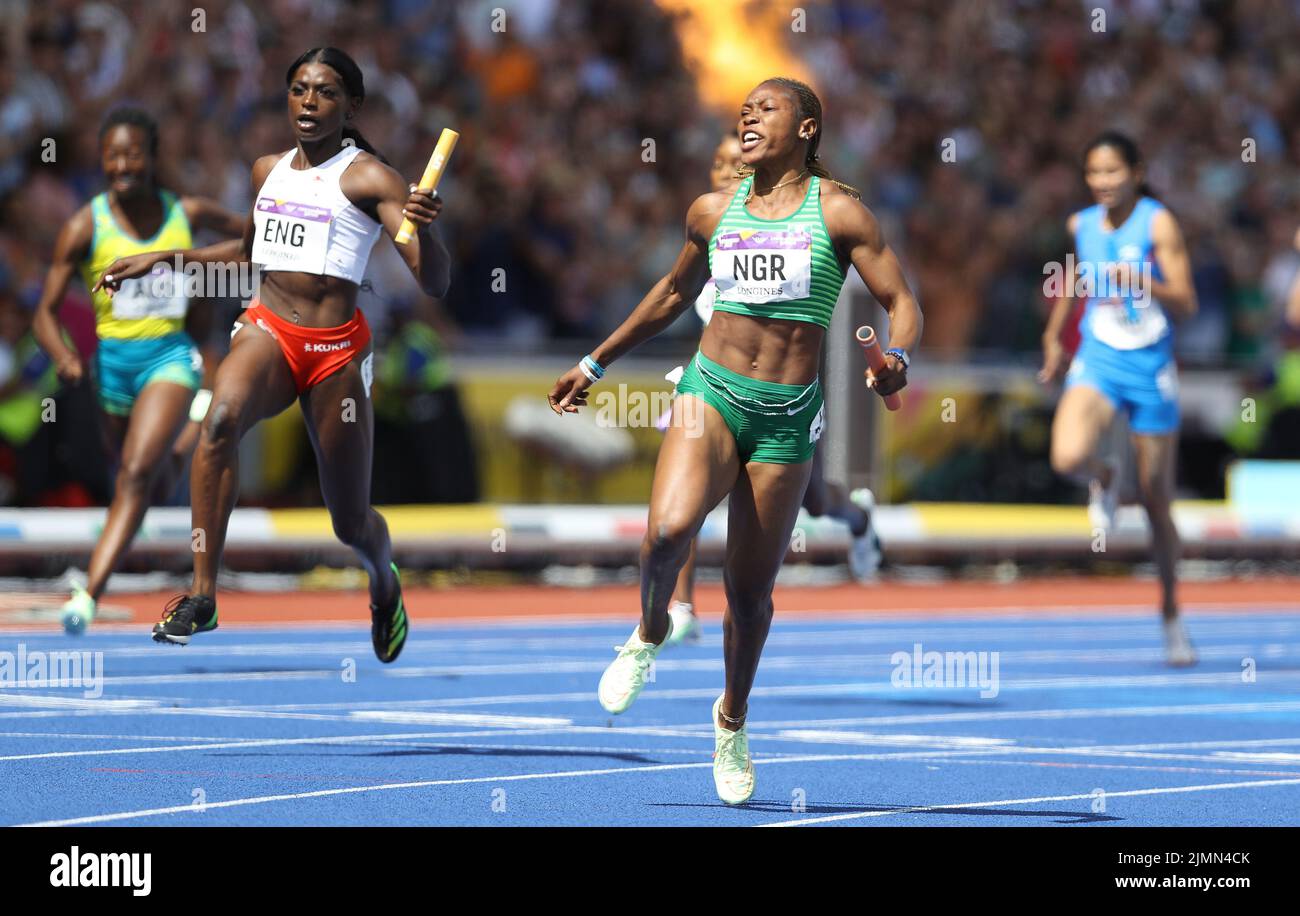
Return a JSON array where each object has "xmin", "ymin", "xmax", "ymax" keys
[{"xmin": 98, "ymin": 577, "xmax": 1300, "ymax": 625}]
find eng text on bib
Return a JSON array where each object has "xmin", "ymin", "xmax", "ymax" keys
[{"xmin": 252, "ymin": 198, "xmax": 330, "ymax": 274}]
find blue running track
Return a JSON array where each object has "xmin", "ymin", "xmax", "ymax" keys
[{"xmin": 2, "ymin": 610, "xmax": 1298, "ymax": 826}]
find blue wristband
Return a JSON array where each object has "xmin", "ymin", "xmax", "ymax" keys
[{"xmin": 581, "ymin": 355, "xmax": 605, "ymax": 380}]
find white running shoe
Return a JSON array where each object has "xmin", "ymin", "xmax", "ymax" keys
[
  {"xmin": 664, "ymin": 602, "xmax": 701, "ymax": 647},
  {"xmin": 1164, "ymin": 618, "xmax": 1197, "ymax": 667},
  {"xmin": 598, "ymin": 618, "xmax": 673, "ymax": 714},
  {"xmin": 848, "ymin": 488, "xmax": 882, "ymax": 583},
  {"xmin": 712, "ymin": 694, "xmax": 755, "ymax": 805},
  {"xmin": 1088, "ymin": 458, "xmax": 1121, "ymax": 533}
]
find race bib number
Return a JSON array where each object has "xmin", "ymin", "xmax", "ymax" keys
[
  {"xmin": 252, "ymin": 198, "xmax": 330, "ymax": 274},
  {"xmin": 713, "ymin": 227, "xmax": 812, "ymax": 303},
  {"xmin": 1090, "ymin": 300, "xmax": 1168, "ymax": 350},
  {"xmin": 110, "ymin": 266, "xmax": 188, "ymax": 321}
]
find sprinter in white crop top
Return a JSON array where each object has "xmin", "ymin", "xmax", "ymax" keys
[{"xmin": 95, "ymin": 47, "xmax": 450, "ymax": 660}]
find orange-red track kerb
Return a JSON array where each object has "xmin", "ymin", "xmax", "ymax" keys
[{"xmin": 101, "ymin": 578, "xmax": 1300, "ymax": 626}]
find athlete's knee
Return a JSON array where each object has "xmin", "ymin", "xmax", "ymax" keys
[
  {"xmin": 202, "ymin": 397, "xmax": 244, "ymax": 451},
  {"xmin": 642, "ymin": 514, "xmax": 697, "ymax": 562},
  {"xmin": 723, "ymin": 569, "xmax": 774, "ymax": 621},
  {"xmin": 115, "ymin": 454, "xmax": 155, "ymax": 493},
  {"xmin": 1050, "ymin": 441, "xmax": 1090, "ymax": 478},
  {"xmin": 330, "ymin": 508, "xmax": 372, "ymax": 547}
]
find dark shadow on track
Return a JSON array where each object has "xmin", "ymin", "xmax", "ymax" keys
[
  {"xmin": 211, "ymin": 746, "xmax": 664, "ymax": 764},
  {"xmin": 649, "ymin": 800, "xmax": 1120, "ymax": 823},
  {"xmin": 780, "ymin": 696, "xmax": 1003, "ymax": 710}
]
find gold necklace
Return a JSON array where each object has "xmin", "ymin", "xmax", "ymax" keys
[{"xmin": 745, "ymin": 169, "xmax": 809, "ymax": 205}]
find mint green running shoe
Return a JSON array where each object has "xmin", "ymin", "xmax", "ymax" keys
[
  {"xmin": 712, "ymin": 694, "xmax": 755, "ymax": 805},
  {"xmin": 664, "ymin": 601, "xmax": 701, "ymax": 648},
  {"xmin": 61, "ymin": 586, "xmax": 96, "ymax": 636},
  {"xmin": 598, "ymin": 618, "xmax": 672, "ymax": 714}
]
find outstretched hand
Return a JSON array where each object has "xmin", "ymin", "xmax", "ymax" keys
[
  {"xmin": 93, "ymin": 253, "xmax": 162, "ymax": 294},
  {"xmin": 548, "ymin": 365, "xmax": 593, "ymax": 415},
  {"xmin": 1038, "ymin": 338, "xmax": 1068, "ymax": 384}
]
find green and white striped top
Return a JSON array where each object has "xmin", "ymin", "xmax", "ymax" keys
[{"xmin": 707, "ymin": 174, "xmax": 846, "ymax": 329}]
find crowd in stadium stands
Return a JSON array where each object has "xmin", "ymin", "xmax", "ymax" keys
[{"xmin": 2, "ymin": 0, "xmax": 1299, "ymax": 505}]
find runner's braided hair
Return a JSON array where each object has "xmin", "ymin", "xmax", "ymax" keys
[{"xmin": 737, "ymin": 77, "xmax": 860, "ymax": 200}]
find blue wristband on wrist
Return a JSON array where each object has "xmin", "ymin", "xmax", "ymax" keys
[{"xmin": 580, "ymin": 355, "xmax": 605, "ymax": 382}]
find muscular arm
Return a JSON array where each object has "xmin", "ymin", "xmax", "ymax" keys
[
  {"xmin": 591, "ymin": 192, "xmax": 726, "ymax": 367},
  {"xmin": 825, "ymin": 192, "xmax": 923, "ymax": 359},
  {"xmin": 31, "ymin": 206, "xmax": 93, "ymax": 373},
  {"xmin": 547, "ymin": 192, "xmax": 724, "ymax": 413},
  {"xmin": 1148, "ymin": 208, "xmax": 1197, "ymax": 320},
  {"xmin": 837, "ymin": 196, "xmax": 920, "ymax": 350},
  {"xmin": 343, "ymin": 156, "xmax": 451, "ymax": 298}
]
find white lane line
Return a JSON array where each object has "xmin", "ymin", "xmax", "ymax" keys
[
  {"xmin": 128, "ymin": 695, "xmax": 1300, "ymax": 727},
  {"xmin": 347, "ymin": 711, "xmax": 573, "ymax": 728},
  {"xmin": 6, "ymin": 617, "xmax": 1296, "ymax": 657},
  {"xmin": 750, "ymin": 699, "xmax": 1300, "ymax": 729},
  {"xmin": 1069, "ymin": 737, "xmax": 1300, "ymax": 753},
  {"xmin": 22, "ymin": 758, "xmax": 1300, "ymax": 828},
  {"xmin": 254, "ymin": 671, "xmax": 1300, "ymax": 708},
  {"xmin": 0, "ymin": 732, "xmax": 243, "ymax": 742},
  {"xmin": 894, "ymin": 755, "xmax": 1300, "ymax": 779},
  {"xmin": 347, "ymin": 739, "xmax": 718, "ymax": 757},
  {"xmin": 9, "ymin": 714, "xmax": 1300, "ymax": 769},
  {"xmin": 0, "ymin": 694, "xmax": 160, "ymax": 710},
  {"xmin": 0, "ymin": 750, "xmax": 1078, "ymax": 827},
  {"xmin": 2, "ymin": 607, "xmax": 1296, "ymax": 640},
  {"xmin": 0, "ymin": 728, "xmax": 580, "ymax": 763},
  {"xmin": 7, "ymin": 695, "xmax": 1300, "ymax": 731},
  {"xmin": 756, "ymin": 777, "xmax": 1300, "ymax": 827},
  {"xmin": 2, "ymin": 654, "xmax": 1296, "ymax": 692},
  {"xmin": 777, "ymin": 731, "xmax": 1015, "ymax": 748}
]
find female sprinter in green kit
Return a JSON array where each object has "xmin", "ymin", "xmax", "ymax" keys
[{"xmin": 548, "ymin": 77, "xmax": 922, "ymax": 805}]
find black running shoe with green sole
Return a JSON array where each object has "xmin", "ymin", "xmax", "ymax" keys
[
  {"xmin": 370, "ymin": 562, "xmax": 407, "ymax": 663},
  {"xmin": 153, "ymin": 594, "xmax": 218, "ymax": 645}
]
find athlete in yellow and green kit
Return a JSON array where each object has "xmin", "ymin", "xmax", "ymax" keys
[{"xmin": 32, "ymin": 108, "xmax": 243, "ymax": 634}]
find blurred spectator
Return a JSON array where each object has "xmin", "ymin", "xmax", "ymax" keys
[
  {"xmin": 5, "ymin": 0, "xmax": 1300, "ymax": 508},
  {"xmin": 5, "ymin": 0, "xmax": 1293, "ymax": 361},
  {"xmin": 0, "ymin": 287, "xmax": 109, "ymax": 506},
  {"xmin": 371, "ymin": 299, "xmax": 480, "ymax": 504}
]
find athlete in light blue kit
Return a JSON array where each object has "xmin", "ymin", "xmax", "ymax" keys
[{"xmin": 1040, "ymin": 132, "xmax": 1198, "ymax": 666}]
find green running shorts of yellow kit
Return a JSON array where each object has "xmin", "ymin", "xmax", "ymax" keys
[{"xmin": 673, "ymin": 350, "xmax": 824, "ymax": 464}]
